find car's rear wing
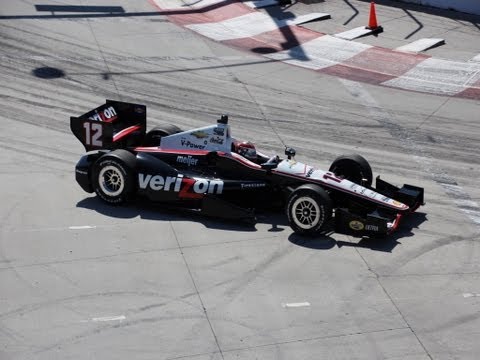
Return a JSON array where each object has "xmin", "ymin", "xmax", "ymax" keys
[{"xmin": 70, "ymin": 100, "xmax": 147, "ymax": 152}]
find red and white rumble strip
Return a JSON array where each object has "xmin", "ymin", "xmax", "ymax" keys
[{"xmin": 150, "ymin": 0, "xmax": 480, "ymax": 100}]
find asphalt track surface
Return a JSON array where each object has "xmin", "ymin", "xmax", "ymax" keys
[{"xmin": 1, "ymin": 1, "xmax": 480, "ymax": 359}]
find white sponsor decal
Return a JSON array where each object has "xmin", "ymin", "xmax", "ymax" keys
[
  {"xmin": 210, "ymin": 136, "xmax": 224, "ymax": 145},
  {"xmin": 176, "ymin": 155, "xmax": 198, "ymax": 166},
  {"xmin": 181, "ymin": 138, "xmax": 206, "ymax": 149},
  {"xmin": 365, "ymin": 224, "xmax": 379, "ymax": 231},
  {"xmin": 241, "ymin": 183, "xmax": 266, "ymax": 189},
  {"xmin": 138, "ymin": 174, "xmax": 223, "ymax": 194},
  {"xmin": 88, "ymin": 106, "xmax": 117, "ymax": 122}
]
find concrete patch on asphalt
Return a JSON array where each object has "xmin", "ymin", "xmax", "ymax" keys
[
  {"xmin": 395, "ymin": 38, "xmax": 445, "ymax": 53},
  {"xmin": 335, "ymin": 26, "xmax": 382, "ymax": 40}
]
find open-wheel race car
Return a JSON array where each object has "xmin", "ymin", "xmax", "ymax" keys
[{"xmin": 71, "ymin": 100, "xmax": 424, "ymax": 237}]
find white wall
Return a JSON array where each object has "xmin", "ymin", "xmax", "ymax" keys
[{"xmin": 396, "ymin": 0, "xmax": 480, "ymax": 15}]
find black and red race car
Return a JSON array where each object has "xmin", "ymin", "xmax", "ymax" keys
[{"xmin": 71, "ymin": 100, "xmax": 424, "ymax": 237}]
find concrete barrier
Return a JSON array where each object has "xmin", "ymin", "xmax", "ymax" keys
[{"xmin": 395, "ymin": 0, "xmax": 480, "ymax": 15}]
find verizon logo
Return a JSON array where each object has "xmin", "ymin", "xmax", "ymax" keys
[{"xmin": 138, "ymin": 173, "xmax": 223, "ymax": 196}]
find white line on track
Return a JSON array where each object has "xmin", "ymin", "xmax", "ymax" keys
[
  {"xmin": 463, "ymin": 293, "xmax": 480, "ymax": 298},
  {"xmin": 91, "ymin": 315, "xmax": 126, "ymax": 322},
  {"xmin": 282, "ymin": 302, "xmax": 311, "ymax": 308},
  {"xmin": 68, "ymin": 225, "xmax": 96, "ymax": 230}
]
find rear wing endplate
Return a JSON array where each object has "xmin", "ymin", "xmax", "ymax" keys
[{"xmin": 70, "ymin": 100, "xmax": 146, "ymax": 152}]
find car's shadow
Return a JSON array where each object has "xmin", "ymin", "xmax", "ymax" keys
[
  {"xmin": 76, "ymin": 196, "xmax": 291, "ymax": 233},
  {"xmin": 77, "ymin": 196, "xmax": 427, "ymax": 251}
]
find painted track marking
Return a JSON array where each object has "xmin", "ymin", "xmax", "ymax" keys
[
  {"xmin": 69, "ymin": 225, "xmax": 96, "ymax": 230},
  {"xmin": 92, "ymin": 315, "xmax": 126, "ymax": 322},
  {"xmin": 282, "ymin": 302, "xmax": 311, "ymax": 308}
]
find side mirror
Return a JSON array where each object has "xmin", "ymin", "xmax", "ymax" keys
[
  {"xmin": 217, "ymin": 114, "xmax": 228, "ymax": 124},
  {"xmin": 261, "ymin": 155, "xmax": 279, "ymax": 171},
  {"xmin": 285, "ymin": 147, "xmax": 296, "ymax": 159},
  {"xmin": 261, "ymin": 162, "xmax": 278, "ymax": 171}
]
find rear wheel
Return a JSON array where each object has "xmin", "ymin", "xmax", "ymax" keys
[
  {"xmin": 287, "ymin": 185, "xmax": 332, "ymax": 235},
  {"xmin": 329, "ymin": 154, "xmax": 373, "ymax": 186},
  {"xmin": 92, "ymin": 150, "xmax": 136, "ymax": 204},
  {"xmin": 143, "ymin": 124, "xmax": 182, "ymax": 146}
]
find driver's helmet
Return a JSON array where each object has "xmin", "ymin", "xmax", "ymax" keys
[{"xmin": 233, "ymin": 140, "xmax": 257, "ymax": 162}]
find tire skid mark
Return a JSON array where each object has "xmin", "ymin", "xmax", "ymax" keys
[
  {"xmin": 0, "ymin": 136, "xmax": 79, "ymax": 158},
  {"xmin": 0, "ymin": 291, "xmax": 171, "ymax": 321},
  {"xmin": 0, "ymin": 22, "xmax": 102, "ymax": 57},
  {"xmin": 35, "ymin": 313, "xmax": 206, "ymax": 355},
  {"xmin": 376, "ymin": 234, "xmax": 478, "ymax": 275},
  {"xmin": 0, "ymin": 143, "xmax": 73, "ymax": 166},
  {"xmin": 0, "ymin": 323, "xmax": 28, "ymax": 344},
  {"xmin": 425, "ymin": 306, "xmax": 480, "ymax": 335},
  {"xmin": 340, "ymin": 79, "xmax": 480, "ymax": 230},
  {"xmin": 135, "ymin": 290, "xmax": 198, "ymax": 313},
  {"xmin": 223, "ymin": 243, "xmax": 293, "ymax": 300},
  {"xmin": 341, "ymin": 80, "xmax": 478, "ymax": 358}
]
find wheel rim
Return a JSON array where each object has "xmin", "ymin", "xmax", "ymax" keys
[
  {"xmin": 291, "ymin": 196, "xmax": 321, "ymax": 230},
  {"xmin": 98, "ymin": 165, "xmax": 124, "ymax": 197}
]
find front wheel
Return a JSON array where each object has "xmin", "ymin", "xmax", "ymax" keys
[
  {"xmin": 329, "ymin": 154, "xmax": 373, "ymax": 187},
  {"xmin": 92, "ymin": 150, "xmax": 136, "ymax": 204},
  {"xmin": 287, "ymin": 185, "xmax": 332, "ymax": 236}
]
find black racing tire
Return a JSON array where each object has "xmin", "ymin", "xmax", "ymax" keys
[
  {"xmin": 329, "ymin": 154, "xmax": 373, "ymax": 187},
  {"xmin": 143, "ymin": 124, "xmax": 182, "ymax": 146},
  {"xmin": 286, "ymin": 185, "xmax": 333, "ymax": 236},
  {"xmin": 92, "ymin": 150, "xmax": 136, "ymax": 205}
]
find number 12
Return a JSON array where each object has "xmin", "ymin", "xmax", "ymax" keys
[{"xmin": 83, "ymin": 122, "xmax": 103, "ymax": 147}]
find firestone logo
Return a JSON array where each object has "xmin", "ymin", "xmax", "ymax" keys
[{"xmin": 241, "ymin": 183, "xmax": 266, "ymax": 189}]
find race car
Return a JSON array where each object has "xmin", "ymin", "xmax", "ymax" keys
[{"xmin": 71, "ymin": 100, "xmax": 424, "ymax": 237}]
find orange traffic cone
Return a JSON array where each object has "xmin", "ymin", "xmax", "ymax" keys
[{"xmin": 366, "ymin": 1, "xmax": 381, "ymax": 31}]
